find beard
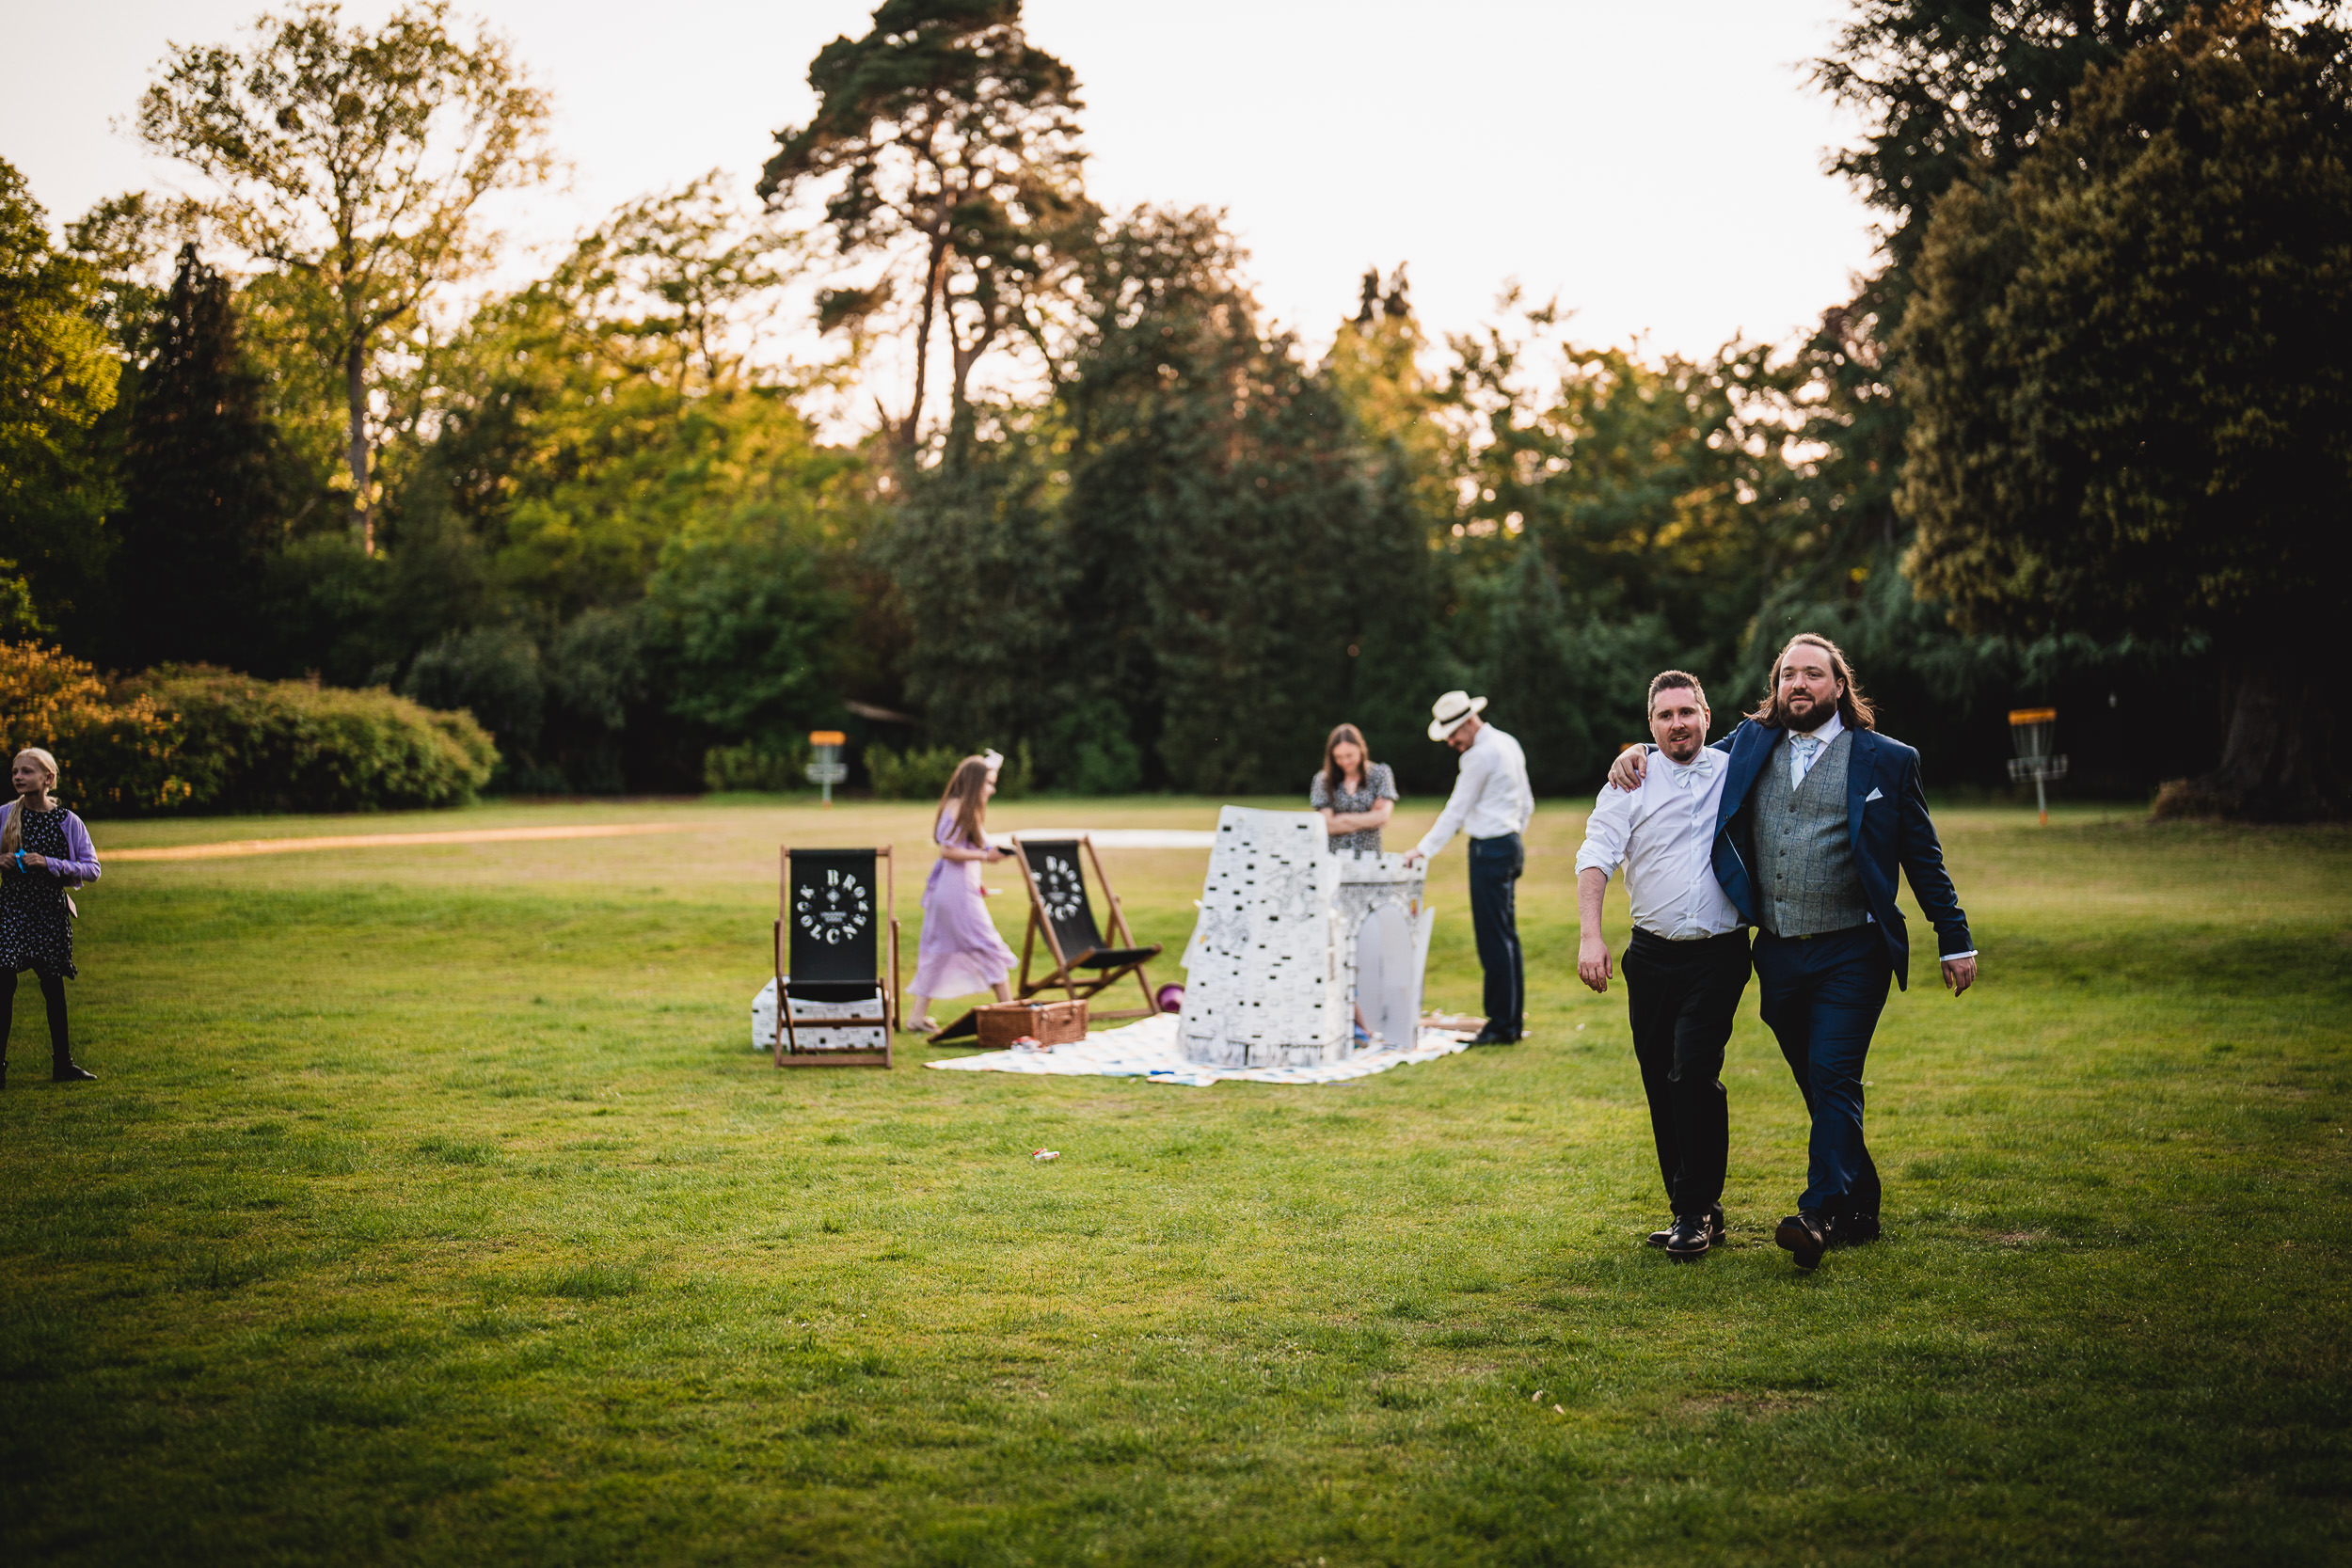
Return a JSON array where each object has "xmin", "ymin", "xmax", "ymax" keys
[{"xmin": 1774, "ymin": 690, "xmax": 1836, "ymax": 734}]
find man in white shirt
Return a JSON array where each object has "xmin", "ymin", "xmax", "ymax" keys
[
  {"xmin": 1574, "ymin": 672, "xmax": 1750, "ymax": 1260},
  {"xmin": 1406, "ymin": 690, "xmax": 1534, "ymax": 1045}
]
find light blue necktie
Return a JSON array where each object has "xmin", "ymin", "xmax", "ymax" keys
[{"xmin": 1791, "ymin": 735, "xmax": 1821, "ymax": 785}]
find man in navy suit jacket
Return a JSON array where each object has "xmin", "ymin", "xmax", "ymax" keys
[{"xmin": 1613, "ymin": 634, "xmax": 1978, "ymax": 1270}]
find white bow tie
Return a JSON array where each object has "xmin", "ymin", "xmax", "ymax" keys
[{"xmin": 1667, "ymin": 752, "xmax": 1713, "ymax": 788}]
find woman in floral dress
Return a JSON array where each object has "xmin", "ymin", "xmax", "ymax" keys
[{"xmin": 1310, "ymin": 723, "xmax": 1397, "ymax": 853}]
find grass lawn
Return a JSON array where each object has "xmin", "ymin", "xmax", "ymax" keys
[{"xmin": 1, "ymin": 793, "xmax": 2346, "ymax": 1565}]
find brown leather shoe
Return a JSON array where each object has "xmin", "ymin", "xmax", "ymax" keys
[{"xmin": 1775, "ymin": 1211, "xmax": 1827, "ymax": 1271}]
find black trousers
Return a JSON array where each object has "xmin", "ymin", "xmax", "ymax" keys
[
  {"xmin": 1622, "ymin": 927, "xmax": 1750, "ymax": 1216},
  {"xmin": 0, "ymin": 969, "xmax": 70, "ymax": 1065},
  {"xmin": 1752, "ymin": 926, "xmax": 1891, "ymax": 1218},
  {"xmin": 1467, "ymin": 833, "xmax": 1525, "ymax": 1036}
]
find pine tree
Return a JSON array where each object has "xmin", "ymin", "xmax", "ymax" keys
[{"xmin": 114, "ymin": 245, "xmax": 279, "ymax": 670}]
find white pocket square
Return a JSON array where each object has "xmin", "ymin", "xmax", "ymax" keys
[{"xmin": 1865, "ymin": 787, "xmax": 1884, "ymax": 802}]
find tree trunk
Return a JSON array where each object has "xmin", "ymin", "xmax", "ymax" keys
[
  {"xmin": 344, "ymin": 336, "xmax": 372, "ymax": 556},
  {"xmin": 2157, "ymin": 660, "xmax": 2345, "ymax": 821},
  {"xmin": 903, "ymin": 236, "xmax": 949, "ymax": 451}
]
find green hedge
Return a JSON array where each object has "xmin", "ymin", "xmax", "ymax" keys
[
  {"xmin": 865, "ymin": 743, "xmax": 961, "ymax": 800},
  {"xmin": 120, "ymin": 666, "xmax": 497, "ymax": 815},
  {"xmin": 702, "ymin": 739, "xmax": 812, "ymax": 793}
]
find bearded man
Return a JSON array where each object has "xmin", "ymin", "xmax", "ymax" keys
[{"xmin": 1609, "ymin": 634, "xmax": 1977, "ymax": 1271}]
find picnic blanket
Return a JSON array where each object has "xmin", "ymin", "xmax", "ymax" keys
[{"xmin": 924, "ymin": 1011, "xmax": 1472, "ymax": 1087}]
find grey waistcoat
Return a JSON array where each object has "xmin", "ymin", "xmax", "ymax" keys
[{"xmin": 1752, "ymin": 728, "xmax": 1870, "ymax": 938}]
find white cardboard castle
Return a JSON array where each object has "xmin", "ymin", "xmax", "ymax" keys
[{"xmin": 1176, "ymin": 805, "xmax": 1434, "ymax": 1068}]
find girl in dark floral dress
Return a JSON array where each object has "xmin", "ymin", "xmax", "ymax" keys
[{"xmin": 1, "ymin": 748, "xmax": 102, "ymax": 1086}]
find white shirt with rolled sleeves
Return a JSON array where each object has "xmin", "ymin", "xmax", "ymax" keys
[
  {"xmin": 1575, "ymin": 748, "xmax": 1743, "ymax": 939},
  {"xmin": 1413, "ymin": 724, "xmax": 1534, "ymax": 861}
]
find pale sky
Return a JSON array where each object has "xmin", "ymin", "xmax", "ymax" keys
[{"xmin": 5, "ymin": 1, "xmax": 1882, "ymax": 373}]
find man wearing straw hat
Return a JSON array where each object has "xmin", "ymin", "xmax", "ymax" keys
[{"xmin": 1406, "ymin": 691, "xmax": 1534, "ymax": 1046}]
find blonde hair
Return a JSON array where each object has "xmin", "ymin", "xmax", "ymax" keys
[
  {"xmin": 935, "ymin": 755, "xmax": 993, "ymax": 849},
  {"xmin": 3, "ymin": 747, "xmax": 58, "ymax": 854}
]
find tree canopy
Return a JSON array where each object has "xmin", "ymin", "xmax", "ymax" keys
[
  {"xmin": 1900, "ymin": 7, "xmax": 2352, "ymax": 816},
  {"xmin": 758, "ymin": 0, "xmax": 1094, "ymax": 450},
  {"xmin": 136, "ymin": 0, "xmax": 553, "ymax": 551}
]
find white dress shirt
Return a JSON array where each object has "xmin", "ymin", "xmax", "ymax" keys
[
  {"xmin": 1414, "ymin": 724, "xmax": 1534, "ymax": 860},
  {"xmin": 1575, "ymin": 746, "xmax": 1744, "ymax": 939}
]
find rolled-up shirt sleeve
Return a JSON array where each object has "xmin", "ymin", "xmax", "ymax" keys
[{"xmin": 1573, "ymin": 784, "xmax": 1638, "ymax": 880}]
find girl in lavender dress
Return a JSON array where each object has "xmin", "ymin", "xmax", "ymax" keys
[{"xmin": 907, "ymin": 754, "xmax": 1019, "ymax": 1036}]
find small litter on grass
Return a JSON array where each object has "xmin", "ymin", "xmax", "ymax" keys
[
  {"xmin": 1532, "ymin": 1389, "xmax": 1547, "ymax": 1402},
  {"xmin": 1553, "ymin": 1403, "xmax": 1565, "ymax": 1415},
  {"xmin": 1032, "ymin": 1148, "xmax": 1060, "ymax": 1163}
]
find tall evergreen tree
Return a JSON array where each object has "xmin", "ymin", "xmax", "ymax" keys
[{"xmin": 114, "ymin": 244, "xmax": 280, "ymax": 671}]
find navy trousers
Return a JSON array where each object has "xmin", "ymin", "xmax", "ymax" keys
[
  {"xmin": 1467, "ymin": 833, "xmax": 1525, "ymax": 1037},
  {"xmin": 1751, "ymin": 925, "xmax": 1890, "ymax": 1216}
]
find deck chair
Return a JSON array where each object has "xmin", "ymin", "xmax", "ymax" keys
[
  {"xmin": 1010, "ymin": 835, "xmax": 1161, "ymax": 1022},
  {"xmin": 773, "ymin": 846, "xmax": 898, "ymax": 1069}
]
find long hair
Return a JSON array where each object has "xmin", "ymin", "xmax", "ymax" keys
[
  {"xmin": 1321, "ymin": 723, "xmax": 1374, "ymax": 795},
  {"xmin": 3, "ymin": 747, "xmax": 58, "ymax": 855},
  {"xmin": 935, "ymin": 755, "xmax": 993, "ymax": 848},
  {"xmin": 1746, "ymin": 633, "xmax": 1877, "ymax": 731}
]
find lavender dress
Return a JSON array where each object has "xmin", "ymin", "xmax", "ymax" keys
[{"xmin": 912, "ymin": 807, "xmax": 1017, "ymax": 999}]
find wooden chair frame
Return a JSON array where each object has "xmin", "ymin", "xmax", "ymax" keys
[
  {"xmin": 1011, "ymin": 834, "xmax": 1159, "ymax": 1023},
  {"xmin": 773, "ymin": 844, "xmax": 898, "ymax": 1069}
]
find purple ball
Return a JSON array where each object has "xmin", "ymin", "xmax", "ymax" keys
[{"xmin": 1155, "ymin": 983, "xmax": 1185, "ymax": 1015}]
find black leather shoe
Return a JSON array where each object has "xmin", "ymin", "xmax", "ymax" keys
[
  {"xmin": 52, "ymin": 1061, "xmax": 95, "ymax": 1084},
  {"xmin": 1466, "ymin": 1028, "xmax": 1520, "ymax": 1047},
  {"xmin": 1829, "ymin": 1212, "xmax": 1881, "ymax": 1247},
  {"xmin": 1775, "ymin": 1211, "xmax": 1828, "ymax": 1271},
  {"xmin": 1664, "ymin": 1213, "xmax": 1714, "ymax": 1260},
  {"xmin": 1647, "ymin": 1207, "xmax": 1724, "ymax": 1249}
]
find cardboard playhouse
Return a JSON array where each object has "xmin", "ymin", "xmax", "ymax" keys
[{"xmin": 1175, "ymin": 806, "xmax": 1435, "ymax": 1069}]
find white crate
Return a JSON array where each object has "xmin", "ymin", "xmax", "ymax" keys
[{"xmin": 751, "ymin": 977, "xmax": 887, "ymax": 1053}]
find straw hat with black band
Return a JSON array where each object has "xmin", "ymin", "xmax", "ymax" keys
[{"xmin": 1426, "ymin": 690, "xmax": 1488, "ymax": 742}]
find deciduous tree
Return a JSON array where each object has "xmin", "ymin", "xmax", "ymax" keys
[
  {"xmin": 0, "ymin": 161, "xmax": 121, "ymax": 641},
  {"xmin": 137, "ymin": 0, "xmax": 553, "ymax": 553},
  {"xmin": 1899, "ymin": 7, "xmax": 2352, "ymax": 818}
]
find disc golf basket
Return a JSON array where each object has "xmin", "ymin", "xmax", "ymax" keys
[
  {"xmin": 2007, "ymin": 707, "xmax": 2068, "ymax": 825},
  {"xmin": 804, "ymin": 730, "xmax": 849, "ymax": 807},
  {"xmin": 772, "ymin": 846, "xmax": 898, "ymax": 1068}
]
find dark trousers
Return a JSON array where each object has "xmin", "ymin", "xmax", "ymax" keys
[
  {"xmin": 1467, "ymin": 833, "xmax": 1524, "ymax": 1036},
  {"xmin": 0, "ymin": 969, "xmax": 70, "ymax": 1066},
  {"xmin": 1623, "ymin": 927, "xmax": 1750, "ymax": 1216},
  {"xmin": 1752, "ymin": 926, "xmax": 1890, "ymax": 1216}
]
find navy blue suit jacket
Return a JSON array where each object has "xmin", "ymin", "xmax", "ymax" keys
[{"xmin": 1702, "ymin": 720, "xmax": 1970, "ymax": 990}]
